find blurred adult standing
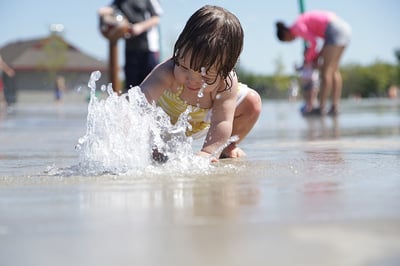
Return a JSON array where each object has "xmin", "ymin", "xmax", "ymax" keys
[
  {"xmin": 98, "ymin": 0, "xmax": 163, "ymax": 93},
  {"xmin": 0, "ymin": 55, "xmax": 15, "ymax": 111},
  {"xmin": 276, "ymin": 10, "xmax": 351, "ymax": 116}
]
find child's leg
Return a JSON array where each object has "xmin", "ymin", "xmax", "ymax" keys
[
  {"xmin": 221, "ymin": 88, "xmax": 262, "ymax": 158},
  {"xmin": 301, "ymin": 81, "xmax": 314, "ymax": 112}
]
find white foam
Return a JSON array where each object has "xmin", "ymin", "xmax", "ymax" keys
[{"xmin": 75, "ymin": 72, "xmax": 213, "ymax": 176}]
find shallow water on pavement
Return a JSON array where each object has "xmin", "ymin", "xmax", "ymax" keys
[{"xmin": 0, "ymin": 92, "xmax": 399, "ymax": 266}]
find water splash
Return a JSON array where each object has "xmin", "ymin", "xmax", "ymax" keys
[
  {"xmin": 88, "ymin": 70, "xmax": 101, "ymax": 93},
  {"xmin": 75, "ymin": 72, "xmax": 216, "ymax": 176},
  {"xmin": 74, "ymin": 71, "xmax": 242, "ymax": 176}
]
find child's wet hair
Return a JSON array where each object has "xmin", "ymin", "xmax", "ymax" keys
[{"xmin": 173, "ymin": 5, "xmax": 244, "ymax": 91}]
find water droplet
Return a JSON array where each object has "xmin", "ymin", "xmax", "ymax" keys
[
  {"xmin": 201, "ymin": 67, "xmax": 206, "ymax": 76},
  {"xmin": 197, "ymin": 88, "xmax": 204, "ymax": 98},
  {"xmin": 88, "ymin": 71, "xmax": 102, "ymax": 95},
  {"xmin": 197, "ymin": 82, "xmax": 207, "ymax": 98},
  {"xmin": 107, "ymin": 83, "xmax": 114, "ymax": 95}
]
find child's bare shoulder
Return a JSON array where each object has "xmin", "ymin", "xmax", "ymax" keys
[{"xmin": 150, "ymin": 59, "xmax": 175, "ymax": 86}]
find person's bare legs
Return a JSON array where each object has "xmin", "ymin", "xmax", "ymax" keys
[
  {"xmin": 331, "ymin": 69, "xmax": 343, "ymax": 112},
  {"xmin": 318, "ymin": 45, "xmax": 345, "ymax": 114},
  {"xmin": 221, "ymin": 89, "xmax": 262, "ymax": 158}
]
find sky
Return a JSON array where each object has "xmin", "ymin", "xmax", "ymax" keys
[{"xmin": 1, "ymin": 0, "xmax": 399, "ymax": 75}]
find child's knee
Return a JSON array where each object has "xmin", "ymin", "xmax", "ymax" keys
[
  {"xmin": 248, "ymin": 90, "xmax": 262, "ymax": 115},
  {"xmin": 241, "ymin": 90, "xmax": 262, "ymax": 121}
]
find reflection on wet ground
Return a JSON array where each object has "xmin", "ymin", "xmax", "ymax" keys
[{"xmin": 0, "ymin": 95, "xmax": 399, "ymax": 266}]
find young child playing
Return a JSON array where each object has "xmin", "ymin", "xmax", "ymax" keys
[
  {"xmin": 296, "ymin": 61, "xmax": 320, "ymax": 116},
  {"xmin": 138, "ymin": 5, "xmax": 262, "ymax": 162}
]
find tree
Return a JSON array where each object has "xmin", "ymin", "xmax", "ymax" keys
[{"xmin": 341, "ymin": 61, "xmax": 397, "ymax": 97}]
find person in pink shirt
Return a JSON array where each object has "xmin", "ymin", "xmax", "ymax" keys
[{"xmin": 276, "ymin": 10, "xmax": 351, "ymax": 116}]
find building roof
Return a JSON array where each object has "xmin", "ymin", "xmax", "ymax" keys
[{"xmin": 0, "ymin": 34, "xmax": 108, "ymax": 72}]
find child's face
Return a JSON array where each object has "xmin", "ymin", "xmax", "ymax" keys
[{"xmin": 174, "ymin": 54, "xmax": 221, "ymax": 93}]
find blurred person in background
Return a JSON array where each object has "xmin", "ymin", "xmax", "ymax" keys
[
  {"xmin": 98, "ymin": 0, "xmax": 163, "ymax": 93},
  {"xmin": 276, "ymin": 10, "xmax": 351, "ymax": 116},
  {"xmin": 54, "ymin": 75, "xmax": 66, "ymax": 103},
  {"xmin": 0, "ymin": 54, "xmax": 15, "ymax": 112}
]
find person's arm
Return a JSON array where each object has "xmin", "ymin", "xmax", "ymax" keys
[
  {"xmin": 129, "ymin": 16, "xmax": 160, "ymax": 37},
  {"xmin": 291, "ymin": 23, "xmax": 318, "ymax": 63},
  {"xmin": 126, "ymin": 0, "xmax": 162, "ymax": 37},
  {"xmin": 98, "ymin": 10, "xmax": 160, "ymax": 41},
  {"xmin": 199, "ymin": 74, "xmax": 239, "ymax": 159}
]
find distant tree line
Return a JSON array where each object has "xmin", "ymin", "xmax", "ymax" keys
[{"xmin": 237, "ymin": 49, "xmax": 400, "ymax": 99}]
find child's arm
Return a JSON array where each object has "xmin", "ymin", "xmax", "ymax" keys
[{"xmin": 199, "ymin": 75, "xmax": 239, "ymax": 158}]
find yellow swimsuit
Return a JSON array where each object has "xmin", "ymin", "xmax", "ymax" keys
[
  {"xmin": 157, "ymin": 83, "xmax": 250, "ymax": 137},
  {"xmin": 157, "ymin": 85, "xmax": 210, "ymax": 136}
]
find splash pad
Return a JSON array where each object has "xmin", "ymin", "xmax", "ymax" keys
[{"xmin": 1, "ymin": 77, "xmax": 400, "ymax": 266}]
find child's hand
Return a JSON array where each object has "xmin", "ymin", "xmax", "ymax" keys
[{"xmin": 196, "ymin": 151, "xmax": 219, "ymax": 163}]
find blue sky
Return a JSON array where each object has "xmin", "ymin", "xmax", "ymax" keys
[{"xmin": 1, "ymin": 0, "xmax": 399, "ymax": 75}]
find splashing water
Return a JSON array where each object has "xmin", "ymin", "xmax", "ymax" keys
[
  {"xmin": 75, "ymin": 71, "xmax": 218, "ymax": 176},
  {"xmin": 73, "ymin": 71, "xmax": 242, "ymax": 176}
]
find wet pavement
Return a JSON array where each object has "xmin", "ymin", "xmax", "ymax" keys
[{"xmin": 0, "ymin": 92, "xmax": 399, "ymax": 266}]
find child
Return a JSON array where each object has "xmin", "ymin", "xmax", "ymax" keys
[
  {"xmin": 276, "ymin": 10, "xmax": 351, "ymax": 115},
  {"xmin": 54, "ymin": 75, "xmax": 66, "ymax": 103},
  {"xmin": 296, "ymin": 62, "xmax": 320, "ymax": 116},
  {"xmin": 139, "ymin": 5, "xmax": 262, "ymax": 162}
]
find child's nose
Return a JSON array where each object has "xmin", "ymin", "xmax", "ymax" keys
[{"xmin": 187, "ymin": 71, "xmax": 202, "ymax": 83}]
